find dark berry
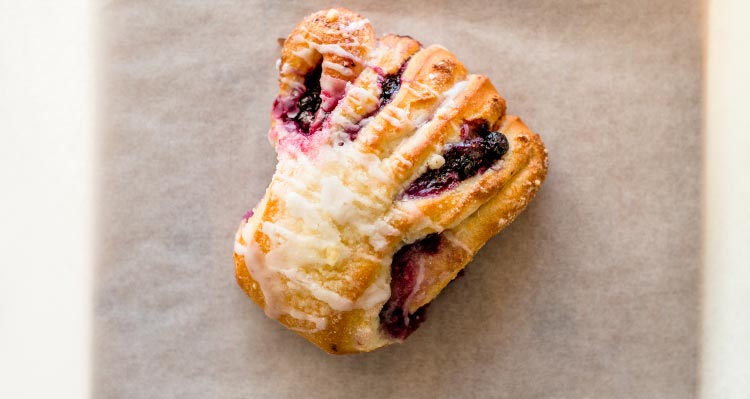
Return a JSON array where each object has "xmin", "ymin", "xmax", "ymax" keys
[
  {"xmin": 378, "ymin": 58, "xmax": 410, "ymax": 108},
  {"xmin": 291, "ymin": 64, "xmax": 322, "ymax": 134},
  {"xmin": 379, "ymin": 234, "xmax": 442, "ymax": 339},
  {"xmin": 379, "ymin": 74, "xmax": 401, "ymax": 105},
  {"xmin": 403, "ymin": 121, "xmax": 509, "ymax": 198}
]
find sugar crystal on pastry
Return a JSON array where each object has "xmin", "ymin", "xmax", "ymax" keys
[{"xmin": 234, "ymin": 8, "xmax": 548, "ymax": 354}]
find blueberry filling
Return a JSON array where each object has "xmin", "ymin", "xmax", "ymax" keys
[
  {"xmin": 346, "ymin": 61, "xmax": 410, "ymax": 141},
  {"xmin": 379, "ymin": 73, "xmax": 401, "ymax": 105},
  {"xmin": 379, "ymin": 233, "xmax": 443, "ymax": 340},
  {"xmin": 403, "ymin": 121, "xmax": 509, "ymax": 198},
  {"xmin": 378, "ymin": 59, "xmax": 409, "ymax": 107},
  {"xmin": 292, "ymin": 63, "xmax": 323, "ymax": 134}
]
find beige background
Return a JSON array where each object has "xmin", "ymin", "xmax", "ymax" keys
[{"xmin": 95, "ymin": 1, "xmax": 702, "ymax": 398}]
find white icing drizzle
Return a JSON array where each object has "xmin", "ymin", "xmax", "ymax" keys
[
  {"xmin": 391, "ymin": 152, "xmax": 414, "ymax": 169},
  {"xmin": 433, "ymin": 80, "xmax": 469, "ymax": 118},
  {"xmin": 441, "ymin": 79, "xmax": 470, "ymax": 98},
  {"xmin": 405, "ymin": 85, "xmax": 425, "ymax": 98},
  {"xmin": 327, "ymin": 81, "xmax": 381, "ymax": 137},
  {"xmin": 347, "ymin": 85, "xmax": 379, "ymax": 105},
  {"xmin": 322, "ymin": 60, "xmax": 354, "ymax": 76},
  {"xmin": 284, "ymin": 79, "xmax": 306, "ymax": 94},
  {"xmin": 315, "ymin": 43, "xmax": 363, "ymax": 64},
  {"xmin": 233, "ymin": 239, "xmax": 247, "ymax": 256},
  {"xmin": 358, "ymin": 115, "xmax": 375, "ymax": 129},
  {"xmin": 364, "ymin": 47, "xmax": 383, "ymax": 67},
  {"xmin": 396, "ymin": 201, "xmax": 444, "ymax": 244},
  {"xmin": 379, "ymin": 108, "xmax": 402, "ymax": 126},
  {"xmin": 288, "ymin": 309, "xmax": 328, "ymax": 332},
  {"xmin": 298, "ymin": 25, "xmax": 324, "ymax": 42},
  {"xmin": 442, "ymin": 231, "xmax": 472, "ymax": 254},
  {"xmin": 279, "ymin": 62, "xmax": 306, "ymax": 93},
  {"xmin": 292, "ymin": 47, "xmax": 317, "ymax": 66},
  {"xmin": 390, "ymin": 104, "xmax": 410, "ymax": 121},
  {"xmin": 279, "ymin": 63, "xmax": 298, "ymax": 75},
  {"xmin": 238, "ymin": 131, "xmax": 401, "ymax": 330},
  {"xmin": 362, "ymin": 219, "xmax": 400, "ymax": 251},
  {"xmin": 386, "ymin": 78, "xmax": 470, "ymax": 178},
  {"xmin": 279, "ymin": 268, "xmax": 355, "ymax": 311},
  {"xmin": 241, "ymin": 239, "xmax": 286, "ymax": 319},
  {"xmin": 490, "ymin": 158, "xmax": 506, "ymax": 171},
  {"xmin": 319, "ymin": 74, "xmax": 347, "ymax": 97},
  {"xmin": 411, "ymin": 112, "xmax": 432, "ymax": 129},
  {"xmin": 354, "ymin": 266, "xmax": 391, "ymax": 309},
  {"xmin": 368, "ymin": 118, "xmax": 385, "ymax": 133},
  {"xmin": 411, "ymin": 81, "xmax": 440, "ymax": 97},
  {"xmin": 342, "ymin": 18, "xmax": 370, "ymax": 33},
  {"xmin": 358, "ymin": 251, "xmax": 383, "ymax": 264}
]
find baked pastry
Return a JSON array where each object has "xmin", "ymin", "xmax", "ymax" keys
[{"xmin": 234, "ymin": 8, "xmax": 548, "ymax": 354}]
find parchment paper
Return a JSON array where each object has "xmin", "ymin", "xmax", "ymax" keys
[{"xmin": 95, "ymin": 1, "xmax": 702, "ymax": 397}]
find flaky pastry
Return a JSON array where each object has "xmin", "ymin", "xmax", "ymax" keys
[{"xmin": 234, "ymin": 8, "xmax": 548, "ymax": 354}]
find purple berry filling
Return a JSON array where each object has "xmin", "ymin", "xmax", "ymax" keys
[
  {"xmin": 346, "ymin": 60, "xmax": 410, "ymax": 141},
  {"xmin": 378, "ymin": 58, "xmax": 409, "ymax": 107},
  {"xmin": 271, "ymin": 64, "xmax": 324, "ymax": 137},
  {"xmin": 403, "ymin": 121, "xmax": 509, "ymax": 198},
  {"xmin": 242, "ymin": 210, "xmax": 254, "ymax": 222},
  {"xmin": 292, "ymin": 64, "xmax": 323, "ymax": 134},
  {"xmin": 379, "ymin": 73, "xmax": 401, "ymax": 105},
  {"xmin": 379, "ymin": 233, "xmax": 443, "ymax": 340}
]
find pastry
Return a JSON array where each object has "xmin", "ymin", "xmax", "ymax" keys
[{"xmin": 234, "ymin": 8, "xmax": 548, "ymax": 354}]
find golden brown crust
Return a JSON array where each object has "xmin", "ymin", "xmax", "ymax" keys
[
  {"xmin": 403, "ymin": 116, "xmax": 548, "ymax": 311},
  {"xmin": 357, "ymin": 46, "xmax": 468, "ymax": 157},
  {"xmin": 279, "ymin": 8, "xmax": 374, "ymax": 93},
  {"xmin": 234, "ymin": 8, "xmax": 548, "ymax": 354}
]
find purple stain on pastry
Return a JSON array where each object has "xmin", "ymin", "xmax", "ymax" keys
[
  {"xmin": 242, "ymin": 210, "xmax": 254, "ymax": 222},
  {"xmin": 403, "ymin": 120, "xmax": 509, "ymax": 198},
  {"xmin": 379, "ymin": 233, "xmax": 443, "ymax": 340},
  {"xmin": 345, "ymin": 125, "xmax": 362, "ymax": 141}
]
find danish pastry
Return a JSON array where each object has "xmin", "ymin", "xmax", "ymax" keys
[{"xmin": 234, "ymin": 8, "xmax": 548, "ymax": 354}]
